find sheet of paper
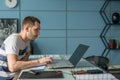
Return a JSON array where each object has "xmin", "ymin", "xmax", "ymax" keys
[
  {"xmin": 74, "ymin": 73, "xmax": 118, "ymax": 80},
  {"xmin": 30, "ymin": 66, "xmax": 46, "ymax": 70},
  {"xmin": 22, "ymin": 66, "xmax": 46, "ymax": 72}
]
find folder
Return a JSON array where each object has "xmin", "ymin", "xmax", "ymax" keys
[{"xmin": 19, "ymin": 71, "xmax": 64, "ymax": 79}]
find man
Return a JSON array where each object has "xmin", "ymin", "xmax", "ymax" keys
[{"xmin": 0, "ymin": 16, "xmax": 53, "ymax": 80}]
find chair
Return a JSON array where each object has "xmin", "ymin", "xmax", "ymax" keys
[{"xmin": 85, "ymin": 55, "xmax": 109, "ymax": 71}]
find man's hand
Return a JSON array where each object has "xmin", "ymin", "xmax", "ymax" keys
[{"xmin": 38, "ymin": 57, "xmax": 53, "ymax": 64}]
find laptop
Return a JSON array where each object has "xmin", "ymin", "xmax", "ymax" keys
[{"xmin": 47, "ymin": 44, "xmax": 89, "ymax": 69}]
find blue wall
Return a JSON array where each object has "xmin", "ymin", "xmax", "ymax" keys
[{"xmin": 0, "ymin": 0, "xmax": 120, "ymax": 65}]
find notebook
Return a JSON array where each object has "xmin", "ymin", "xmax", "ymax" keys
[{"xmin": 47, "ymin": 44, "xmax": 89, "ymax": 69}]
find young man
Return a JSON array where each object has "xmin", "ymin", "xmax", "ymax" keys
[{"xmin": 0, "ymin": 16, "xmax": 53, "ymax": 80}]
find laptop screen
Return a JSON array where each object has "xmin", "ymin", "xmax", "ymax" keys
[{"xmin": 69, "ymin": 44, "xmax": 89, "ymax": 67}]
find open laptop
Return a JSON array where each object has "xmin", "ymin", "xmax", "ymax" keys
[{"xmin": 47, "ymin": 44, "xmax": 89, "ymax": 69}]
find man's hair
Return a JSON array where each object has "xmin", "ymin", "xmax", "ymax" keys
[{"xmin": 22, "ymin": 16, "xmax": 40, "ymax": 29}]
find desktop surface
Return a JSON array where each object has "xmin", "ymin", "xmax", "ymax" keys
[
  {"xmin": 18, "ymin": 55, "xmax": 75, "ymax": 80},
  {"xmin": 18, "ymin": 55, "xmax": 118, "ymax": 80}
]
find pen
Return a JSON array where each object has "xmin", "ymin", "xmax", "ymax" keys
[
  {"xmin": 28, "ymin": 70, "xmax": 36, "ymax": 75},
  {"xmin": 29, "ymin": 70, "xmax": 40, "ymax": 75}
]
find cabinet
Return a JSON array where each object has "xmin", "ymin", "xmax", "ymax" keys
[{"xmin": 100, "ymin": 0, "xmax": 120, "ymax": 57}]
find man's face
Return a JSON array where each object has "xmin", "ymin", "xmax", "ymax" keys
[{"xmin": 28, "ymin": 22, "xmax": 40, "ymax": 40}]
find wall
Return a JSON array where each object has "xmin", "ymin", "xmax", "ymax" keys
[{"xmin": 0, "ymin": 0, "xmax": 120, "ymax": 65}]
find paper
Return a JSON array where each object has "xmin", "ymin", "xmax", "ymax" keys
[
  {"xmin": 22, "ymin": 65, "xmax": 46, "ymax": 72},
  {"xmin": 74, "ymin": 73, "xmax": 118, "ymax": 80},
  {"xmin": 29, "ymin": 66, "xmax": 46, "ymax": 70}
]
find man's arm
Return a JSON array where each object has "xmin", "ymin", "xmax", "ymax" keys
[
  {"xmin": 21, "ymin": 45, "xmax": 33, "ymax": 61},
  {"xmin": 20, "ymin": 51, "xmax": 31, "ymax": 61},
  {"xmin": 7, "ymin": 53, "xmax": 52, "ymax": 72}
]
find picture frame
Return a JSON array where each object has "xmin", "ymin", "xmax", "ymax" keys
[{"xmin": 0, "ymin": 18, "xmax": 17, "ymax": 41}]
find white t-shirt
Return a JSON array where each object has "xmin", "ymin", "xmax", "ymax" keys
[{"xmin": 0, "ymin": 33, "xmax": 30, "ymax": 79}]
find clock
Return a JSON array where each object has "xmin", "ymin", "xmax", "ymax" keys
[{"xmin": 5, "ymin": 0, "xmax": 17, "ymax": 8}]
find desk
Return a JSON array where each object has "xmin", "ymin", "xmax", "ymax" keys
[
  {"xmin": 17, "ymin": 55, "xmax": 118, "ymax": 80},
  {"xmin": 18, "ymin": 55, "xmax": 74, "ymax": 80}
]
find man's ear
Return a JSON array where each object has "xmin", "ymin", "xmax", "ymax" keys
[{"xmin": 24, "ymin": 24, "xmax": 30, "ymax": 32}]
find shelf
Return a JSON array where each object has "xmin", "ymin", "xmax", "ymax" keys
[
  {"xmin": 108, "ymin": 48, "xmax": 120, "ymax": 50},
  {"xmin": 110, "ymin": 0, "xmax": 120, "ymax": 1},
  {"xmin": 108, "ymin": 23, "xmax": 120, "ymax": 25},
  {"xmin": 100, "ymin": 0, "xmax": 120, "ymax": 57}
]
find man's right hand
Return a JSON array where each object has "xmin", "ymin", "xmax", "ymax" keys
[{"xmin": 38, "ymin": 57, "xmax": 53, "ymax": 64}]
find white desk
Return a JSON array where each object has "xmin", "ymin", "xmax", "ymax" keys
[
  {"xmin": 18, "ymin": 55, "xmax": 75, "ymax": 80},
  {"xmin": 17, "ymin": 55, "xmax": 118, "ymax": 80}
]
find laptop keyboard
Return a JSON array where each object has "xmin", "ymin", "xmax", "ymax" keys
[
  {"xmin": 48, "ymin": 59, "xmax": 74, "ymax": 68},
  {"xmin": 53, "ymin": 61, "xmax": 67, "ymax": 67}
]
